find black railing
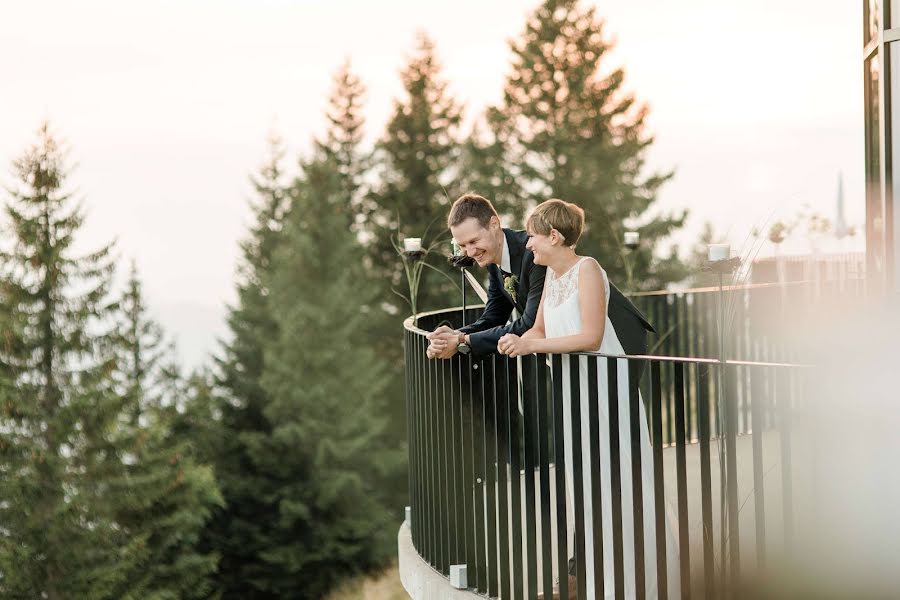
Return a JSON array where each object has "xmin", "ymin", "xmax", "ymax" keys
[
  {"xmin": 404, "ymin": 307, "xmax": 807, "ymax": 599},
  {"xmin": 630, "ymin": 279, "xmax": 867, "ymax": 362}
]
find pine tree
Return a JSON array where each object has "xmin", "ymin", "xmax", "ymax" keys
[
  {"xmin": 0, "ymin": 123, "xmax": 135, "ymax": 597},
  {"xmin": 109, "ymin": 264, "xmax": 222, "ymax": 599},
  {"xmin": 324, "ymin": 59, "xmax": 367, "ymax": 207},
  {"xmin": 495, "ymin": 0, "xmax": 688, "ymax": 290},
  {"xmin": 208, "ymin": 62, "xmax": 400, "ymax": 598},
  {"xmin": 457, "ymin": 112, "xmax": 528, "ymax": 225},
  {"xmin": 254, "ymin": 147, "xmax": 396, "ymax": 598},
  {"xmin": 208, "ymin": 132, "xmax": 291, "ymax": 597},
  {"xmin": 364, "ymin": 32, "xmax": 464, "ymax": 313}
]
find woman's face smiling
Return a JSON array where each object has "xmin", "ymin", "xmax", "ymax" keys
[{"xmin": 525, "ymin": 229, "xmax": 559, "ymax": 266}]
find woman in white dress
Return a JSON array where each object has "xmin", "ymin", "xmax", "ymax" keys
[{"xmin": 498, "ymin": 199, "xmax": 680, "ymax": 600}]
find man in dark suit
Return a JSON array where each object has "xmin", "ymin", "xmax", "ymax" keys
[{"xmin": 427, "ymin": 193, "xmax": 654, "ymax": 359}]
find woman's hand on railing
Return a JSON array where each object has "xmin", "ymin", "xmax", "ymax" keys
[{"xmin": 497, "ymin": 333, "xmax": 534, "ymax": 357}]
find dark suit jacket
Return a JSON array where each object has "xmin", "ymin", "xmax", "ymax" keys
[
  {"xmin": 459, "ymin": 228, "xmax": 655, "ymax": 356},
  {"xmin": 459, "ymin": 229, "xmax": 544, "ymax": 356}
]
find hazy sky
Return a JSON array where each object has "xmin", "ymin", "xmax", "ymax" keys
[{"xmin": 0, "ymin": 0, "xmax": 864, "ymax": 367}]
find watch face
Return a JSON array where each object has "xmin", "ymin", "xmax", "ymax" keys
[{"xmin": 458, "ymin": 343, "xmax": 470, "ymax": 354}]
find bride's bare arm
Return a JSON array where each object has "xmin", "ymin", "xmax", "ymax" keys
[
  {"xmin": 506, "ymin": 260, "xmax": 606, "ymax": 355},
  {"xmin": 520, "ymin": 293, "xmax": 546, "ymax": 340}
]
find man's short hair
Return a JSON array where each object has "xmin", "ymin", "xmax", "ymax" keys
[
  {"xmin": 448, "ymin": 193, "xmax": 499, "ymax": 229},
  {"xmin": 526, "ymin": 199, "xmax": 585, "ymax": 247}
]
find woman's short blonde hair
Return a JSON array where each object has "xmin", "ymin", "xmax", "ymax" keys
[{"xmin": 526, "ymin": 199, "xmax": 585, "ymax": 247}]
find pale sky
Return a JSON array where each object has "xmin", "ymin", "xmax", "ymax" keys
[{"xmin": 0, "ymin": 0, "xmax": 864, "ymax": 368}]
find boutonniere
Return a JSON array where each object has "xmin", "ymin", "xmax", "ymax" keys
[{"xmin": 503, "ymin": 274, "xmax": 519, "ymax": 303}]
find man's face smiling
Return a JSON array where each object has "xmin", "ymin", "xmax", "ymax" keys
[{"xmin": 450, "ymin": 216, "xmax": 502, "ymax": 268}]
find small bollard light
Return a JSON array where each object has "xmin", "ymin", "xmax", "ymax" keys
[
  {"xmin": 404, "ymin": 506, "xmax": 411, "ymax": 524},
  {"xmin": 450, "ymin": 564, "xmax": 468, "ymax": 589}
]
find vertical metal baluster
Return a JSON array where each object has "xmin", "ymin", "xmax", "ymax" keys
[
  {"xmin": 750, "ymin": 364, "xmax": 767, "ymax": 571},
  {"xmin": 551, "ymin": 354, "xmax": 569, "ymax": 600},
  {"xmin": 508, "ymin": 358, "xmax": 524, "ymax": 600},
  {"xmin": 779, "ymin": 367, "xmax": 794, "ymax": 556},
  {"xmin": 461, "ymin": 355, "xmax": 477, "ymax": 584},
  {"xmin": 587, "ymin": 357, "xmax": 604, "ymax": 599},
  {"xmin": 674, "ymin": 362, "xmax": 691, "ymax": 599},
  {"xmin": 496, "ymin": 358, "xmax": 512, "ymax": 600},
  {"xmin": 725, "ymin": 364, "xmax": 741, "ymax": 583},
  {"xmin": 698, "ymin": 362, "xmax": 715, "ymax": 597},
  {"xmin": 448, "ymin": 355, "xmax": 459, "ymax": 568},
  {"xmin": 628, "ymin": 360, "xmax": 646, "ymax": 600},
  {"xmin": 427, "ymin": 349, "xmax": 437, "ymax": 566},
  {"xmin": 608, "ymin": 357, "xmax": 625, "ymax": 599},
  {"xmin": 536, "ymin": 355, "xmax": 554, "ymax": 600},
  {"xmin": 484, "ymin": 356, "xmax": 499, "ymax": 597},
  {"xmin": 408, "ymin": 332, "xmax": 417, "ymax": 548},
  {"xmin": 666, "ymin": 296, "xmax": 676, "ymax": 444},
  {"xmin": 472, "ymin": 355, "xmax": 488, "ymax": 594},
  {"xmin": 569, "ymin": 357, "xmax": 586, "ymax": 600},
  {"xmin": 438, "ymin": 357, "xmax": 448, "ymax": 572},
  {"xmin": 651, "ymin": 361, "xmax": 668, "ymax": 600},
  {"xmin": 522, "ymin": 355, "xmax": 538, "ymax": 600}
]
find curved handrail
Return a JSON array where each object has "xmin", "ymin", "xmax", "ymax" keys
[{"xmin": 404, "ymin": 306, "xmax": 811, "ymax": 369}]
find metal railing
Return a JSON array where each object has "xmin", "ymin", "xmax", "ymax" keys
[
  {"xmin": 630, "ymin": 278, "xmax": 867, "ymax": 362},
  {"xmin": 404, "ymin": 307, "xmax": 808, "ymax": 599}
]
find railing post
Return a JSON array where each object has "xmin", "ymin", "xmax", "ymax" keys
[
  {"xmin": 628, "ymin": 360, "xmax": 646, "ymax": 600},
  {"xmin": 674, "ymin": 362, "xmax": 692, "ymax": 598},
  {"xmin": 550, "ymin": 354, "xmax": 570, "ymax": 600},
  {"xmin": 536, "ymin": 355, "xmax": 554, "ymax": 600},
  {"xmin": 586, "ymin": 356, "xmax": 604, "ymax": 599},
  {"xmin": 569, "ymin": 357, "xmax": 586, "ymax": 599},
  {"xmin": 607, "ymin": 357, "xmax": 625, "ymax": 599},
  {"xmin": 650, "ymin": 361, "xmax": 669, "ymax": 600},
  {"xmin": 725, "ymin": 364, "xmax": 741, "ymax": 585},
  {"xmin": 697, "ymin": 362, "xmax": 715, "ymax": 597},
  {"xmin": 522, "ymin": 354, "xmax": 539, "ymax": 600}
]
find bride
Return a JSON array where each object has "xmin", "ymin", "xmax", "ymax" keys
[{"xmin": 498, "ymin": 199, "xmax": 680, "ymax": 599}]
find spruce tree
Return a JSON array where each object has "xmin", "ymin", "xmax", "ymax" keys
[
  {"xmin": 495, "ymin": 0, "xmax": 687, "ymax": 290},
  {"xmin": 0, "ymin": 124, "xmax": 135, "ymax": 597},
  {"xmin": 255, "ymin": 148, "xmax": 396, "ymax": 599},
  {"xmin": 212, "ymin": 62, "xmax": 400, "ymax": 598},
  {"xmin": 364, "ymin": 32, "xmax": 464, "ymax": 312},
  {"xmin": 209, "ymin": 132, "xmax": 291, "ymax": 597},
  {"xmin": 457, "ymin": 113, "xmax": 528, "ymax": 225},
  {"xmin": 322, "ymin": 61, "xmax": 408, "ymax": 516},
  {"xmin": 109, "ymin": 264, "xmax": 222, "ymax": 599}
]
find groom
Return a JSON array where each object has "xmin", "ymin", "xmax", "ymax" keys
[{"xmin": 426, "ymin": 193, "xmax": 654, "ymax": 359}]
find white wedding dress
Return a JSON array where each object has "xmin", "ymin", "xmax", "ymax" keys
[{"xmin": 544, "ymin": 257, "xmax": 680, "ymax": 599}]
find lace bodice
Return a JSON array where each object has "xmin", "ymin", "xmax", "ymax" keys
[
  {"xmin": 544, "ymin": 257, "xmax": 590, "ymax": 310},
  {"xmin": 544, "ymin": 256, "xmax": 615, "ymax": 354}
]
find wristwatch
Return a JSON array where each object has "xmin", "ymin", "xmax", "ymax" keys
[{"xmin": 457, "ymin": 332, "xmax": 470, "ymax": 355}]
